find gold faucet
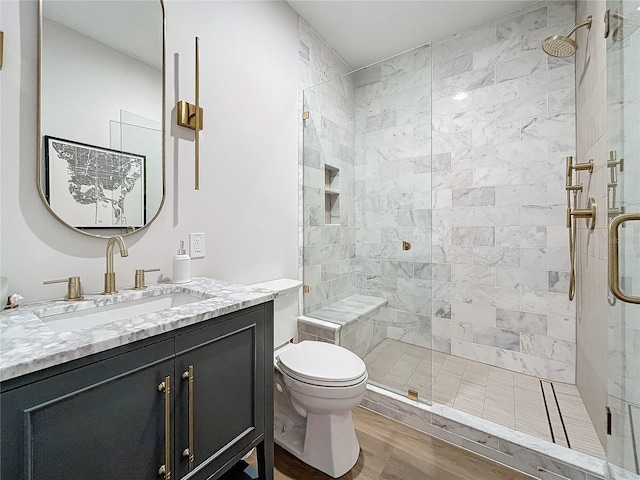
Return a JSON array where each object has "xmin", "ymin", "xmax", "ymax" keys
[{"xmin": 103, "ymin": 235, "xmax": 128, "ymax": 294}]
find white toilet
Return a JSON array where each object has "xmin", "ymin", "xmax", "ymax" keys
[{"xmin": 274, "ymin": 341, "xmax": 368, "ymax": 478}]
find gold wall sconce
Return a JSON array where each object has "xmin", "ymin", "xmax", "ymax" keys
[
  {"xmin": 0, "ymin": 31, "xmax": 4, "ymax": 70},
  {"xmin": 176, "ymin": 37, "xmax": 203, "ymax": 190}
]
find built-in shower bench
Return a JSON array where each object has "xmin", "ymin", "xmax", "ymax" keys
[{"xmin": 298, "ymin": 294, "xmax": 387, "ymax": 357}]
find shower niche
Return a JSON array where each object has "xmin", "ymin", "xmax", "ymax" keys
[{"xmin": 324, "ymin": 164, "xmax": 340, "ymax": 225}]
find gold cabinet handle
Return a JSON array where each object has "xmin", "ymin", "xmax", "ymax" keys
[
  {"xmin": 182, "ymin": 366, "xmax": 195, "ymax": 471},
  {"xmin": 158, "ymin": 377, "xmax": 171, "ymax": 479},
  {"xmin": 609, "ymin": 213, "xmax": 640, "ymax": 304}
]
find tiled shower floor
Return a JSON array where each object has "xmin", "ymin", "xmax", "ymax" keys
[{"xmin": 363, "ymin": 338, "xmax": 605, "ymax": 459}]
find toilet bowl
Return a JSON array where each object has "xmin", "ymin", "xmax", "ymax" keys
[{"xmin": 273, "ymin": 341, "xmax": 368, "ymax": 478}]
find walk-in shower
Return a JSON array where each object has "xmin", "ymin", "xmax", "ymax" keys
[{"xmin": 300, "ymin": 1, "xmax": 640, "ymax": 477}]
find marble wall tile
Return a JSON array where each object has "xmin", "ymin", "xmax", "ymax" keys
[
  {"xmin": 549, "ymin": 88, "xmax": 575, "ymax": 114},
  {"xmin": 434, "ymin": 108, "xmax": 497, "ymax": 135},
  {"xmin": 451, "ymin": 339, "xmax": 499, "ymax": 364},
  {"xmin": 495, "ymin": 137, "xmax": 548, "ymax": 164},
  {"xmin": 521, "ymin": 205, "xmax": 566, "ymax": 227},
  {"xmin": 432, "ymin": 65, "xmax": 496, "ymax": 101},
  {"xmin": 451, "ymin": 302, "xmax": 496, "ymax": 327},
  {"xmin": 474, "ymin": 326, "xmax": 521, "ymax": 351},
  {"xmin": 496, "ymin": 267, "xmax": 548, "ymax": 292},
  {"xmin": 366, "ymin": 111, "xmax": 396, "ymax": 131},
  {"xmin": 497, "ymin": 53, "xmax": 548, "ymax": 83},
  {"xmin": 496, "ymin": 95, "xmax": 548, "ymax": 128},
  {"xmin": 433, "ymin": 317, "xmax": 473, "ymax": 342},
  {"xmin": 433, "ymin": 300, "xmax": 452, "ymax": 319},
  {"xmin": 521, "ymin": 247, "xmax": 570, "ymax": 271},
  {"xmin": 521, "ymin": 65, "xmax": 574, "ymax": 99},
  {"xmin": 433, "ymin": 53, "xmax": 473, "ymax": 80},
  {"xmin": 433, "ymin": 281, "xmax": 474, "ymax": 304},
  {"xmin": 452, "ymin": 227, "xmax": 496, "ymax": 246},
  {"xmin": 450, "ymin": 25, "xmax": 497, "ymax": 58},
  {"xmin": 473, "ymin": 79, "xmax": 521, "ymax": 109},
  {"xmin": 521, "ymin": 291, "xmax": 575, "ymax": 317},
  {"xmin": 547, "ymin": 0, "xmax": 576, "ymax": 27},
  {"xmin": 521, "ymin": 333, "xmax": 576, "ymax": 363},
  {"xmin": 496, "ymin": 6, "xmax": 547, "ymax": 40},
  {"xmin": 547, "ymin": 315, "xmax": 575, "ymax": 342},
  {"xmin": 433, "ymin": 131, "xmax": 473, "ymax": 155},
  {"xmin": 433, "ymin": 245, "xmax": 474, "ymax": 265},
  {"xmin": 522, "ymin": 113, "xmax": 576, "ymax": 140},
  {"xmin": 451, "ymin": 264, "xmax": 496, "ymax": 286},
  {"xmin": 496, "ymin": 226, "xmax": 547, "ymax": 247},
  {"xmin": 473, "ymin": 285, "xmax": 521, "ymax": 310},
  {"xmin": 432, "ymin": 264, "xmax": 452, "ymax": 283},
  {"xmin": 473, "ymin": 165, "xmax": 522, "ymax": 187},
  {"xmin": 473, "ymin": 37, "xmax": 522, "ymax": 70},
  {"xmin": 473, "ymin": 247, "xmax": 520, "ymax": 267},
  {"xmin": 432, "ymin": 335, "xmax": 452, "ymax": 353},
  {"xmin": 451, "ymin": 145, "xmax": 498, "ymax": 170},
  {"xmin": 548, "ymin": 271, "xmax": 570, "ymax": 294},
  {"xmin": 452, "ymin": 187, "xmax": 495, "ymax": 207},
  {"xmin": 521, "ymin": 159, "xmax": 565, "ymax": 184},
  {"xmin": 547, "ymin": 226, "xmax": 570, "ymax": 249},
  {"xmin": 496, "ymin": 308, "xmax": 547, "ymax": 335}
]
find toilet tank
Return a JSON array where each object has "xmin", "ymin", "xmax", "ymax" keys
[{"xmin": 249, "ymin": 278, "xmax": 302, "ymax": 347}]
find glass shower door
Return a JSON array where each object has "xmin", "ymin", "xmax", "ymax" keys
[{"xmin": 606, "ymin": 1, "xmax": 640, "ymax": 477}]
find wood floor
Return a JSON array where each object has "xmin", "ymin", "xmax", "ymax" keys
[{"xmin": 246, "ymin": 407, "xmax": 533, "ymax": 480}]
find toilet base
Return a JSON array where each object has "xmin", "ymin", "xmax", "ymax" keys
[{"xmin": 274, "ymin": 407, "xmax": 360, "ymax": 478}]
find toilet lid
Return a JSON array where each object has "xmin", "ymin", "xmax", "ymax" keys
[{"xmin": 277, "ymin": 341, "xmax": 367, "ymax": 385}]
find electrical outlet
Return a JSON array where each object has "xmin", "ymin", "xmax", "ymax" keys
[{"xmin": 189, "ymin": 233, "xmax": 205, "ymax": 259}]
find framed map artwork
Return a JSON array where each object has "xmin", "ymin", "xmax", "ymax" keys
[{"xmin": 44, "ymin": 136, "xmax": 146, "ymax": 229}]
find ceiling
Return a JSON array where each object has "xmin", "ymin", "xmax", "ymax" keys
[{"xmin": 286, "ymin": 0, "xmax": 540, "ymax": 69}]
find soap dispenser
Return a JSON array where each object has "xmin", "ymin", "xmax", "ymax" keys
[{"xmin": 172, "ymin": 241, "xmax": 191, "ymax": 283}]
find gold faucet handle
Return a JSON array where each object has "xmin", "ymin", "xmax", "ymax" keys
[
  {"xmin": 134, "ymin": 268, "xmax": 160, "ymax": 290},
  {"xmin": 43, "ymin": 276, "xmax": 83, "ymax": 301}
]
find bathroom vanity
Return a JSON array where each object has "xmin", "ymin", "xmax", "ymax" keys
[{"xmin": 0, "ymin": 278, "xmax": 275, "ymax": 480}]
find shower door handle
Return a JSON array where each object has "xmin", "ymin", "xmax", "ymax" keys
[{"xmin": 609, "ymin": 213, "xmax": 640, "ymax": 304}]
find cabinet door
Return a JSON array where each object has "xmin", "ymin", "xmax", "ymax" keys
[
  {"xmin": 174, "ymin": 308, "xmax": 265, "ymax": 479},
  {"xmin": 1, "ymin": 340, "xmax": 175, "ymax": 480}
]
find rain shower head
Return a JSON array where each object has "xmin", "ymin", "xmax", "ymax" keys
[
  {"xmin": 542, "ymin": 35, "xmax": 578, "ymax": 58},
  {"xmin": 541, "ymin": 15, "xmax": 592, "ymax": 58}
]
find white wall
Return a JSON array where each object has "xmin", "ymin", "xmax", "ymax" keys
[
  {"xmin": 41, "ymin": 18, "xmax": 161, "ymax": 147},
  {"xmin": 0, "ymin": 0, "xmax": 299, "ymax": 302}
]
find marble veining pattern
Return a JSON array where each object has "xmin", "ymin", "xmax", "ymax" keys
[
  {"xmin": 306, "ymin": 293, "xmax": 387, "ymax": 326},
  {"xmin": 0, "ymin": 277, "xmax": 277, "ymax": 382},
  {"xmin": 300, "ymin": 1, "xmax": 578, "ymax": 383},
  {"xmin": 430, "ymin": 0, "xmax": 577, "ymax": 381}
]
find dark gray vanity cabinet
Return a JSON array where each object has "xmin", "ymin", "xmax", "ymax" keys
[
  {"xmin": 174, "ymin": 308, "xmax": 267, "ymax": 479},
  {"xmin": 0, "ymin": 302, "xmax": 274, "ymax": 480},
  {"xmin": 1, "ymin": 339, "xmax": 175, "ymax": 480}
]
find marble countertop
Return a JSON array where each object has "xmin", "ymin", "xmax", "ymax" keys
[{"xmin": 0, "ymin": 277, "xmax": 277, "ymax": 382}]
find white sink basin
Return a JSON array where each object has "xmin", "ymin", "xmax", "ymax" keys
[{"xmin": 37, "ymin": 292, "xmax": 206, "ymax": 333}]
